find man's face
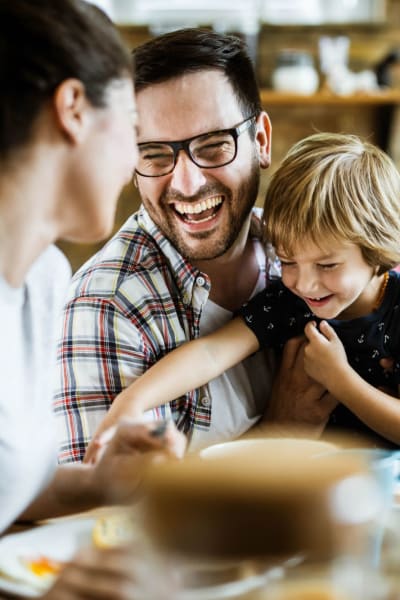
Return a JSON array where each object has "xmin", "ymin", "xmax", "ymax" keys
[{"xmin": 135, "ymin": 70, "xmax": 267, "ymax": 261}]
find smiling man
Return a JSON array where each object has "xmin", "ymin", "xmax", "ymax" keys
[{"xmin": 55, "ymin": 28, "xmax": 332, "ymax": 462}]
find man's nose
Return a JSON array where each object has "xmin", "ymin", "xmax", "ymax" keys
[{"xmin": 169, "ymin": 150, "xmax": 208, "ymax": 196}]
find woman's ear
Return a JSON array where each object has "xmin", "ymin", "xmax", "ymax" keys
[
  {"xmin": 255, "ymin": 111, "xmax": 272, "ymax": 169},
  {"xmin": 53, "ymin": 78, "xmax": 89, "ymax": 144}
]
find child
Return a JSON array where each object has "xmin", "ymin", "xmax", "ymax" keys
[{"xmin": 88, "ymin": 132, "xmax": 400, "ymax": 453}]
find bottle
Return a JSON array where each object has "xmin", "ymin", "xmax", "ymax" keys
[{"xmin": 272, "ymin": 50, "xmax": 319, "ymax": 95}]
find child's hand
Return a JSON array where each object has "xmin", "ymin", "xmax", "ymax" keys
[{"xmin": 303, "ymin": 321, "xmax": 349, "ymax": 390}]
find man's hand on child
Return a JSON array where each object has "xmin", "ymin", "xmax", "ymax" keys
[{"xmin": 265, "ymin": 335, "xmax": 337, "ymax": 437}]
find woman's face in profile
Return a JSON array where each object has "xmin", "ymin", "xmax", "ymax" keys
[{"xmin": 60, "ymin": 76, "xmax": 138, "ymax": 244}]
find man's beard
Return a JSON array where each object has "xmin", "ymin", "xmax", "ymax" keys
[{"xmin": 143, "ymin": 160, "xmax": 260, "ymax": 262}]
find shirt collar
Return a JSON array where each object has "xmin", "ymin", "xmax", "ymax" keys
[{"xmin": 137, "ymin": 205, "xmax": 210, "ymax": 300}]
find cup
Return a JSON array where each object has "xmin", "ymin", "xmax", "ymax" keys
[
  {"xmin": 324, "ymin": 448, "xmax": 400, "ymax": 567},
  {"xmin": 142, "ymin": 443, "xmax": 381, "ymax": 599}
]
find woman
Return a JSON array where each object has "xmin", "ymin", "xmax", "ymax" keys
[{"xmin": 0, "ymin": 1, "xmax": 185, "ymax": 597}]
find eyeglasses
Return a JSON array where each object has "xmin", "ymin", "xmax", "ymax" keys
[{"xmin": 136, "ymin": 114, "xmax": 256, "ymax": 178}]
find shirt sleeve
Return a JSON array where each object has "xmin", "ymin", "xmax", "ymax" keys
[
  {"xmin": 54, "ymin": 293, "xmax": 170, "ymax": 463},
  {"xmin": 238, "ymin": 280, "xmax": 311, "ymax": 349}
]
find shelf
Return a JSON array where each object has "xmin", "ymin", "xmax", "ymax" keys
[
  {"xmin": 259, "ymin": 22, "xmax": 390, "ymax": 32},
  {"xmin": 260, "ymin": 89, "xmax": 400, "ymax": 106}
]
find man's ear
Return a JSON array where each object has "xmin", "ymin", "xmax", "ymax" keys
[
  {"xmin": 255, "ymin": 111, "xmax": 272, "ymax": 170},
  {"xmin": 53, "ymin": 79, "xmax": 89, "ymax": 144}
]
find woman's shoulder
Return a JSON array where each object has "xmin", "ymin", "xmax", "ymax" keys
[
  {"xmin": 27, "ymin": 245, "xmax": 71, "ymax": 283},
  {"xmin": 26, "ymin": 245, "xmax": 72, "ymax": 311}
]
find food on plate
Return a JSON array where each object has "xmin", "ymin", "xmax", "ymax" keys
[
  {"xmin": 0, "ymin": 514, "xmax": 138, "ymax": 594},
  {"xmin": 0, "ymin": 547, "xmax": 62, "ymax": 591},
  {"xmin": 92, "ymin": 511, "xmax": 138, "ymax": 548},
  {"xmin": 23, "ymin": 555, "xmax": 62, "ymax": 579}
]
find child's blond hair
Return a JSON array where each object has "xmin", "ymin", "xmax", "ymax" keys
[{"xmin": 263, "ymin": 132, "xmax": 400, "ymax": 274}]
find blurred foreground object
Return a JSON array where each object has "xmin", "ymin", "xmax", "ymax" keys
[
  {"xmin": 141, "ymin": 439, "xmax": 387, "ymax": 598},
  {"xmin": 144, "ymin": 442, "xmax": 379, "ymax": 559}
]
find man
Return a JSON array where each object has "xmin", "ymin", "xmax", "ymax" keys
[{"xmin": 56, "ymin": 28, "xmax": 334, "ymax": 462}]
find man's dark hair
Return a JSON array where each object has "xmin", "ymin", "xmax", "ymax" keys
[
  {"xmin": 0, "ymin": 0, "xmax": 132, "ymax": 160},
  {"xmin": 133, "ymin": 28, "xmax": 261, "ymax": 119}
]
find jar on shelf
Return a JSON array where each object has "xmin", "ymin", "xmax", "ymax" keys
[{"xmin": 272, "ymin": 50, "xmax": 319, "ymax": 95}]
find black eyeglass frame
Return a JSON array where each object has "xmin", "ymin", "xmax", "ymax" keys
[{"xmin": 135, "ymin": 114, "xmax": 257, "ymax": 178}]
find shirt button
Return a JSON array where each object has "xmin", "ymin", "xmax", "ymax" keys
[
  {"xmin": 200, "ymin": 396, "xmax": 210, "ymax": 407},
  {"xmin": 196, "ymin": 276, "xmax": 206, "ymax": 287}
]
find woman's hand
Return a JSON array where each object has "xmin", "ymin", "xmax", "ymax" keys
[
  {"xmin": 87, "ymin": 420, "xmax": 187, "ymax": 505},
  {"xmin": 41, "ymin": 544, "xmax": 173, "ymax": 599}
]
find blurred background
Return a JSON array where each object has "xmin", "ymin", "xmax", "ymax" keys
[{"xmin": 60, "ymin": 0, "xmax": 400, "ymax": 271}]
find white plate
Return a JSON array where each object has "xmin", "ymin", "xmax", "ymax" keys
[
  {"xmin": 200, "ymin": 438, "xmax": 337, "ymax": 459},
  {"xmin": 0, "ymin": 517, "xmax": 95, "ymax": 597}
]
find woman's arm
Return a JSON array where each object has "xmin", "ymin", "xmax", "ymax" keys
[
  {"xmin": 88, "ymin": 317, "xmax": 259, "ymax": 440},
  {"xmin": 304, "ymin": 320, "xmax": 400, "ymax": 445}
]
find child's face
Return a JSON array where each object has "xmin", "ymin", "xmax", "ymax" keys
[{"xmin": 276, "ymin": 237, "xmax": 380, "ymax": 320}]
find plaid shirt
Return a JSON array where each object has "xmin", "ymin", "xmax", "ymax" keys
[{"xmin": 55, "ymin": 206, "xmax": 266, "ymax": 463}]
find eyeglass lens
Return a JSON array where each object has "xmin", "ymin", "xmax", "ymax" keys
[{"xmin": 138, "ymin": 131, "xmax": 236, "ymax": 177}]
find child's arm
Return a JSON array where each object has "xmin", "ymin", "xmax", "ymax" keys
[
  {"xmin": 304, "ymin": 320, "xmax": 400, "ymax": 445},
  {"xmin": 86, "ymin": 316, "xmax": 259, "ymax": 451}
]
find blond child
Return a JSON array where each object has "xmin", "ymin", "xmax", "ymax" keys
[{"xmin": 87, "ymin": 133, "xmax": 400, "ymax": 455}]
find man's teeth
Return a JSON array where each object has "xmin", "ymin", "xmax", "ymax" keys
[{"xmin": 174, "ymin": 196, "xmax": 223, "ymax": 215}]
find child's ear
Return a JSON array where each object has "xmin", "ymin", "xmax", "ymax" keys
[
  {"xmin": 255, "ymin": 111, "xmax": 271, "ymax": 169},
  {"xmin": 53, "ymin": 78, "xmax": 89, "ymax": 144}
]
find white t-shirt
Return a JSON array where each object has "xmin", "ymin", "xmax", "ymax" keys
[
  {"xmin": 0, "ymin": 246, "xmax": 71, "ymax": 533},
  {"xmin": 189, "ymin": 248, "xmax": 274, "ymax": 452}
]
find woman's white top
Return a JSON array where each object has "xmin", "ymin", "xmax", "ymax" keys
[{"xmin": 0, "ymin": 246, "xmax": 71, "ymax": 533}]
